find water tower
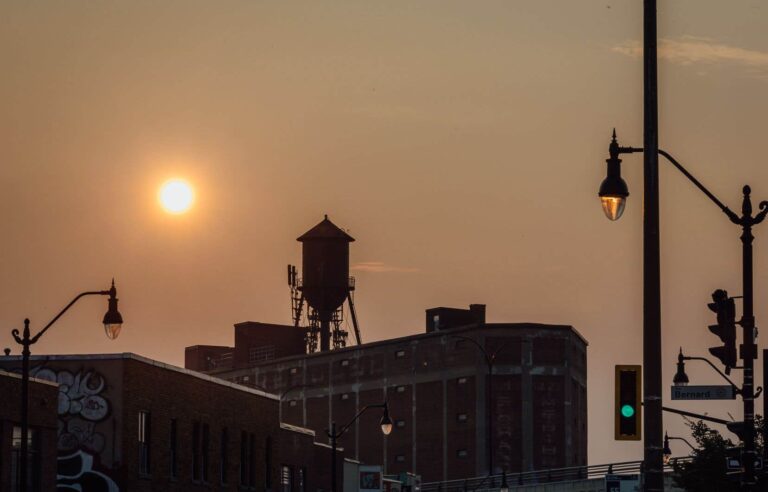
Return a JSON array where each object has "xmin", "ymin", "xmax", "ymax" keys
[{"xmin": 288, "ymin": 216, "xmax": 361, "ymax": 353}]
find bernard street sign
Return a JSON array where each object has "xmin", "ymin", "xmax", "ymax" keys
[{"xmin": 671, "ymin": 385, "xmax": 736, "ymax": 400}]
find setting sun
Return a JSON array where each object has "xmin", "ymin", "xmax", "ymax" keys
[{"xmin": 158, "ymin": 179, "xmax": 195, "ymax": 214}]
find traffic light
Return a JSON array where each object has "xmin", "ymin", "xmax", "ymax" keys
[
  {"xmin": 615, "ymin": 365, "xmax": 641, "ymax": 440},
  {"xmin": 707, "ymin": 289, "xmax": 737, "ymax": 371}
]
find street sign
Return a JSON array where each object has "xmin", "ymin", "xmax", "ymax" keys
[
  {"xmin": 670, "ymin": 385, "xmax": 735, "ymax": 400},
  {"xmin": 605, "ymin": 474, "xmax": 640, "ymax": 492}
]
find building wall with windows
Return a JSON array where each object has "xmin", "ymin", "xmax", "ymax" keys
[
  {"xmin": 0, "ymin": 370, "xmax": 58, "ymax": 492},
  {"xmin": 193, "ymin": 313, "xmax": 588, "ymax": 483},
  {"xmin": 0, "ymin": 354, "xmax": 334, "ymax": 492}
]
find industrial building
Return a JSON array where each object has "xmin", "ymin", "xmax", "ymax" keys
[
  {"xmin": 186, "ymin": 309, "xmax": 587, "ymax": 482},
  {"xmin": 185, "ymin": 217, "xmax": 589, "ymax": 482}
]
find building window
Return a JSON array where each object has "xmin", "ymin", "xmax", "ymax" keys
[
  {"xmin": 250, "ymin": 433, "xmax": 257, "ymax": 487},
  {"xmin": 289, "ymin": 400, "xmax": 298, "ymax": 407},
  {"xmin": 457, "ymin": 413, "xmax": 468, "ymax": 423},
  {"xmin": 202, "ymin": 423, "xmax": 210, "ymax": 482},
  {"xmin": 396, "ymin": 420, "xmax": 406, "ymax": 428},
  {"xmin": 281, "ymin": 465, "xmax": 293, "ymax": 492},
  {"xmin": 395, "ymin": 349, "xmax": 406, "ymax": 359},
  {"xmin": 138, "ymin": 411, "xmax": 151, "ymax": 476},
  {"xmin": 220, "ymin": 428, "xmax": 229, "ymax": 484},
  {"xmin": 240, "ymin": 431, "xmax": 248, "ymax": 486},
  {"xmin": 299, "ymin": 468, "xmax": 307, "ymax": 492},
  {"xmin": 11, "ymin": 426, "xmax": 40, "ymax": 492},
  {"xmin": 249, "ymin": 345, "xmax": 276, "ymax": 363},
  {"xmin": 340, "ymin": 359, "xmax": 350, "ymax": 367},
  {"xmin": 433, "ymin": 314, "xmax": 440, "ymax": 330},
  {"xmin": 169, "ymin": 419, "xmax": 178, "ymax": 479},
  {"xmin": 193, "ymin": 422, "xmax": 201, "ymax": 481},
  {"xmin": 265, "ymin": 436, "xmax": 273, "ymax": 489},
  {"xmin": 340, "ymin": 393, "xmax": 350, "ymax": 401},
  {"xmin": 396, "ymin": 385, "xmax": 406, "ymax": 393},
  {"xmin": 456, "ymin": 449, "xmax": 468, "ymax": 458},
  {"xmin": 395, "ymin": 454, "xmax": 406, "ymax": 463},
  {"xmin": 457, "ymin": 377, "xmax": 467, "ymax": 384},
  {"xmin": 290, "ymin": 367, "xmax": 299, "ymax": 374}
]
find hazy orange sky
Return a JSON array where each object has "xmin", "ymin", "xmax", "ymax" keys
[{"xmin": 2, "ymin": 0, "xmax": 768, "ymax": 466}]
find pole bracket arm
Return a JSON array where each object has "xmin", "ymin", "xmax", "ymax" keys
[
  {"xmin": 29, "ymin": 290, "xmax": 110, "ymax": 344},
  {"xmin": 616, "ymin": 145, "xmax": 736, "ymax": 220},
  {"xmin": 682, "ymin": 355, "xmax": 742, "ymax": 395}
]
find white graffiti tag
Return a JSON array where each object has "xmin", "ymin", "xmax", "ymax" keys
[{"xmin": 32, "ymin": 368, "xmax": 110, "ymax": 421}]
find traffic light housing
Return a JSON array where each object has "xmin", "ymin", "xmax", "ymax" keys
[
  {"xmin": 615, "ymin": 365, "xmax": 641, "ymax": 440},
  {"xmin": 708, "ymin": 289, "xmax": 737, "ymax": 371}
]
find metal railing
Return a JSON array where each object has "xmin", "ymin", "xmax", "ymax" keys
[{"xmin": 421, "ymin": 458, "xmax": 692, "ymax": 491}]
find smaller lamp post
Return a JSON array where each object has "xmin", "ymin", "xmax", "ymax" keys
[
  {"xmin": 327, "ymin": 402, "xmax": 392, "ymax": 492},
  {"xmin": 663, "ymin": 431, "xmax": 696, "ymax": 465},
  {"xmin": 11, "ymin": 280, "xmax": 123, "ymax": 492}
]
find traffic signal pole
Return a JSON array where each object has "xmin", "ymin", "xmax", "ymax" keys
[{"xmin": 735, "ymin": 186, "xmax": 767, "ymax": 490}]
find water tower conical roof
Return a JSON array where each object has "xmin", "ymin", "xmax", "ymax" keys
[{"xmin": 297, "ymin": 215, "xmax": 355, "ymax": 242}]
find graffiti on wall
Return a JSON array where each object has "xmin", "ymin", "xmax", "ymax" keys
[
  {"xmin": 29, "ymin": 366, "xmax": 120, "ymax": 492},
  {"xmin": 57, "ymin": 451, "xmax": 119, "ymax": 492}
]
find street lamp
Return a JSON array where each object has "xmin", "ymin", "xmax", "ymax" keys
[
  {"xmin": 599, "ymin": 130, "xmax": 768, "ymax": 489},
  {"xmin": 10, "ymin": 280, "xmax": 123, "ymax": 492},
  {"xmin": 327, "ymin": 402, "xmax": 392, "ymax": 492},
  {"xmin": 598, "ymin": 130, "xmax": 630, "ymax": 221},
  {"xmin": 451, "ymin": 334, "xmax": 506, "ymax": 475},
  {"xmin": 672, "ymin": 349, "xmax": 689, "ymax": 386},
  {"xmin": 663, "ymin": 431, "xmax": 696, "ymax": 465}
]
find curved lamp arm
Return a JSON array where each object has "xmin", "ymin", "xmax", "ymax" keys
[
  {"xmin": 667, "ymin": 435, "xmax": 696, "ymax": 452},
  {"xmin": 11, "ymin": 290, "xmax": 110, "ymax": 346},
  {"xmin": 615, "ymin": 145, "xmax": 739, "ymax": 222},
  {"xmin": 32, "ymin": 290, "xmax": 111, "ymax": 343},
  {"xmin": 450, "ymin": 334, "xmax": 508, "ymax": 367},
  {"xmin": 682, "ymin": 355, "xmax": 742, "ymax": 395},
  {"xmin": 327, "ymin": 403, "xmax": 388, "ymax": 439}
]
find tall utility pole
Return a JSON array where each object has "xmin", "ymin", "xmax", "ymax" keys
[{"xmin": 642, "ymin": 1, "xmax": 664, "ymax": 490}]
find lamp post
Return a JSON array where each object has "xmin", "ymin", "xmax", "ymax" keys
[
  {"xmin": 10, "ymin": 280, "xmax": 123, "ymax": 492},
  {"xmin": 451, "ymin": 334, "xmax": 506, "ymax": 475},
  {"xmin": 663, "ymin": 432, "xmax": 696, "ymax": 464},
  {"xmin": 599, "ymin": 0, "xmax": 662, "ymax": 488},
  {"xmin": 600, "ymin": 132, "xmax": 767, "ymax": 490},
  {"xmin": 327, "ymin": 402, "xmax": 392, "ymax": 492}
]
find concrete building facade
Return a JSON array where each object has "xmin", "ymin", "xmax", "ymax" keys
[{"xmin": 187, "ymin": 306, "xmax": 588, "ymax": 482}]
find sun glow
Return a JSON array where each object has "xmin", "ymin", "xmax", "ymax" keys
[{"xmin": 158, "ymin": 179, "xmax": 195, "ymax": 214}]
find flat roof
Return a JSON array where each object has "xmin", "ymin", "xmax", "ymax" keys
[
  {"xmin": 0, "ymin": 353, "xmax": 278, "ymax": 400},
  {"xmin": 207, "ymin": 321, "xmax": 587, "ymax": 373},
  {"xmin": 0, "ymin": 369, "xmax": 59, "ymax": 387}
]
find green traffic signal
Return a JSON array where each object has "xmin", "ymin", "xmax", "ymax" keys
[{"xmin": 615, "ymin": 365, "xmax": 641, "ymax": 440}]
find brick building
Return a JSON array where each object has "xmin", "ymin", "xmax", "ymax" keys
[
  {"xmin": 0, "ymin": 353, "xmax": 340, "ymax": 492},
  {"xmin": 186, "ymin": 305, "xmax": 588, "ymax": 482},
  {"xmin": 0, "ymin": 370, "xmax": 58, "ymax": 492}
]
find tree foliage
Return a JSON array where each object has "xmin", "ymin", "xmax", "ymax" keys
[{"xmin": 671, "ymin": 416, "xmax": 765, "ymax": 492}]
